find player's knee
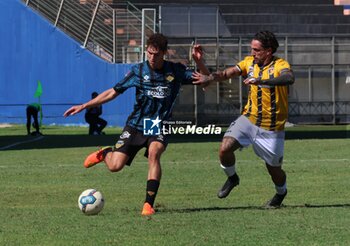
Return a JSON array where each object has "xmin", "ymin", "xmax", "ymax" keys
[
  {"xmin": 106, "ymin": 157, "xmax": 126, "ymax": 172},
  {"xmin": 219, "ymin": 144, "xmax": 232, "ymax": 159},
  {"xmin": 107, "ymin": 162, "xmax": 124, "ymax": 172},
  {"xmin": 266, "ymin": 164, "xmax": 285, "ymax": 178},
  {"xmin": 148, "ymin": 150, "xmax": 161, "ymax": 163},
  {"xmin": 148, "ymin": 143, "xmax": 165, "ymax": 163}
]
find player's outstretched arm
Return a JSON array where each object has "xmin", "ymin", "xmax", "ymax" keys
[
  {"xmin": 192, "ymin": 71, "xmax": 213, "ymax": 90},
  {"xmin": 192, "ymin": 66, "xmax": 241, "ymax": 90},
  {"xmin": 63, "ymin": 105, "xmax": 84, "ymax": 117},
  {"xmin": 63, "ymin": 88, "xmax": 118, "ymax": 117}
]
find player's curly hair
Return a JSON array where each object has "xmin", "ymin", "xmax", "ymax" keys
[
  {"xmin": 147, "ymin": 33, "xmax": 168, "ymax": 52},
  {"xmin": 253, "ymin": 31, "xmax": 279, "ymax": 54}
]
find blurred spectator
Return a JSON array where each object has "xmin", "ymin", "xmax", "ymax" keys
[
  {"xmin": 85, "ymin": 92, "xmax": 107, "ymax": 135},
  {"xmin": 26, "ymin": 103, "xmax": 42, "ymax": 136}
]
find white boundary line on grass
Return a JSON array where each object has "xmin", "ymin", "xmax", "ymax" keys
[
  {"xmin": 0, "ymin": 157, "xmax": 348, "ymax": 169},
  {"xmin": 0, "ymin": 135, "xmax": 44, "ymax": 150}
]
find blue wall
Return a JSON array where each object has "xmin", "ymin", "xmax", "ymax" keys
[{"xmin": 0, "ymin": 0, "xmax": 134, "ymax": 127}]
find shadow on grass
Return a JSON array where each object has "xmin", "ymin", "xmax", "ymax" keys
[
  {"xmin": 0, "ymin": 134, "xmax": 119, "ymax": 150},
  {"xmin": 285, "ymin": 130, "xmax": 350, "ymax": 139},
  {"xmin": 157, "ymin": 203, "xmax": 350, "ymax": 213},
  {"xmin": 0, "ymin": 129, "xmax": 349, "ymax": 150},
  {"xmin": 0, "ymin": 134, "xmax": 224, "ymax": 151}
]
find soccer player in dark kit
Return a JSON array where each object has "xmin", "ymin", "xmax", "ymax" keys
[{"xmin": 64, "ymin": 33, "xmax": 206, "ymax": 216}]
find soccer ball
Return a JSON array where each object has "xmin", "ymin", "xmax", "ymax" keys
[{"xmin": 78, "ymin": 189, "xmax": 105, "ymax": 215}]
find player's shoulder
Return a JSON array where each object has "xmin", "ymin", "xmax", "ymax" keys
[
  {"xmin": 164, "ymin": 61, "xmax": 190, "ymax": 75},
  {"xmin": 274, "ymin": 56, "xmax": 287, "ymax": 62},
  {"xmin": 273, "ymin": 56, "xmax": 291, "ymax": 68},
  {"xmin": 242, "ymin": 56, "xmax": 254, "ymax": 62},
  {"xmin": 238, "ymin": 56, "xmax": 254, "ymax": 66},
  {"xmin": 166, "ymin": 60, "xmax": 187, "ymax": 69},
  {"xmin": 130, "ymin": 61, "xmax": 148, "ymax": 74},
  {"xmin": 237, "ymin": 56, "xmax": 254, "ymax": 70}
]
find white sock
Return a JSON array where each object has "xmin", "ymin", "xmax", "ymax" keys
[
  {"xmin": 220, "ymin": 164, "xmax": 236, "ymax": 177},
  {"xmin": 275, "ymin": 182, "xmax": 287, "ymax": 195}
]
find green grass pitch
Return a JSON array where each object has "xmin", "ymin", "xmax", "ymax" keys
[{"xmin": 0, "ymin": 124, "xmax": 349, "ymax": 245}]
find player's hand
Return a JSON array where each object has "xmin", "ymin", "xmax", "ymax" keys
[
  {"xmin": 192, "ymin": 44, "xmax": 204, "ymax": 62},
  {"xmin": 192, "ymin": 71, "xmax": 212, "ymax": 91},
  {"xmin": 243, "ymin": 77, "xmax": 261, "ymax": 85},
  {"xmin": 63, "ymin": 105, "xmax": 84, "ymax": 117}
]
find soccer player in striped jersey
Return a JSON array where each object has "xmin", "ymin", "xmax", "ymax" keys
[
  {"xmin": 64, "ymin": 33, "xmax": 198, "ymax": 216},
  {"xmin": 192, "ymin": 31, "xmax": 295, "ymax": 208}
]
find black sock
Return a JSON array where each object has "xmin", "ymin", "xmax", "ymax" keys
[
  {"xmin": 145, "ymin": 179, "xmax": 160, "ymax": 207},
  {"xmin": 229, "ymin": 173, "xmax": 238, "ymax": 181},
  {"xmin": 102, "ymin": 147, "xmax": 113, "ymax": 157}
]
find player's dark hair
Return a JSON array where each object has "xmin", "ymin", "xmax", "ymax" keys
[
  {"xmin": 147, "ymin": 33, "xmax": 168, "ymax": 52},
  {"xmin": 253, "ymin": 31, "xmax": 279, "ymax": 54},
  {"xmin": 91, "ymin": 92, "xmax": 98, "ymax": 98}
]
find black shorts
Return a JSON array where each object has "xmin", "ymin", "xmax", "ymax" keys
[{"xmin": 114, "ymin": 125, "xmax": 168, "ymax": 166}]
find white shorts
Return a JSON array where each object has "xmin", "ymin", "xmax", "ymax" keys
[{"xmin": 224, "ymin": 115, "xmax": 285, "ymax": 166}]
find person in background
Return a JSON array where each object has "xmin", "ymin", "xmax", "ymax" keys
[
  {"xmin": 85, "ymin": 92, "xmax": 107, "ymax": 135},
  {"xmin": 26, "ymin": 103, "xmax": 42, "ymax": 136}
]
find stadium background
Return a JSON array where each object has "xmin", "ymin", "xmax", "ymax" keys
[{"xmin": 1, "ymin": 0, "xmax": 350, "ymax": 127}]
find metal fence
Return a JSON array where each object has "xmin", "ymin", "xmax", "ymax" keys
[
  {"xmin": 163, "ymin": 36, "xmax": 350, "ymax": 125},
  {"xmin": 24, "ymin": 0, "xmax": 156, "ymax": 63}
]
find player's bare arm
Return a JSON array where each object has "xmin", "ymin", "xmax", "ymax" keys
[
  {"xmin": 192, "ymin": 44, "xmax": 210, "ymax": 75},
  {"xmin": 63, "ymin": 88, "xmax": 119, "ymax": 117},
  {"xmin": 192, "ymin": 65, "xmax": 241, "ymax": 87}
]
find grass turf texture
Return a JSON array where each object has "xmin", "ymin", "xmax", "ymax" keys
[{"xmin": 0, "ymin": 124, "xmax": 349, "ymax": 245}]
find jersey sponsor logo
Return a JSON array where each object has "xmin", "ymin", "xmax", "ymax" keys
[
  {"xmin": 165, "ymin": 74, "xmax": 174, "ymax": 82},
  {"xmin": 120, "ymin": 131, "xmax": 130, "ymax": 139},
  {"xmin": 146, "ymin": 86, "xmax": 171, "ymax": 98},
  {"xmin": 156, "ymin": 134, "xmax": 165, "ymax": 142},
  {"xmin": 115, "ymin": 140, "xmax": 124, "ymax": 149},
  {"xmin": 143, "ymin": 75, "xmax": 150, "ymax": 82}
]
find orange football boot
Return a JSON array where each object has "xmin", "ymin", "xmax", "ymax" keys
[
  {"xmin": 141, "ymin": 202, "xmax": 155, "ymax": 216},
  {"xmin": 83, "ymin": 146, "xmax": 111, "ymax": 168}
]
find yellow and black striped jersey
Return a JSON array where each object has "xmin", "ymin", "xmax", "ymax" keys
[{"xmin": 237, "ymin": 56, "xmax": 291, "ymax": 131}]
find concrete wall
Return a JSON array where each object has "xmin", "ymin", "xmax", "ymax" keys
[{"xmin": 0, "ymin": 0, "xmax": 135, "ymax": 127}]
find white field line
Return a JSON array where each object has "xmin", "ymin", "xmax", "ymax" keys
[
  {"xmin": 37, "ymin": 158, "xmax": 350, "ymax": 168},
  {"xmin": 0, "ymin": 135, "xmax": 44, "ymax": 150},
  {"xmin": 0, "ymin": 153, "xmax": 348, "ymax": 168}
]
